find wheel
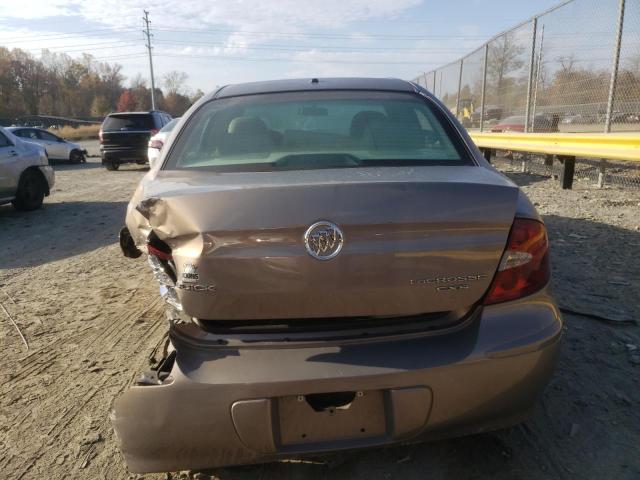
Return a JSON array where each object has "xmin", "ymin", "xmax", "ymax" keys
[
  {"xmin": 70, "ymin": 150, "xmax": 84, "ymax": 164},
  {"xmin": 105, "ymin": 162, "xmax": 120, "ymax": 171},
  {"xmin": 12, "ymin": 170, "xmax": 46, "ymax": 211}
]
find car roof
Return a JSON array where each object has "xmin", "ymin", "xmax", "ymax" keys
[{"xmin": 210, "ymin": 77, "xmax": 417, "ymax": 100}]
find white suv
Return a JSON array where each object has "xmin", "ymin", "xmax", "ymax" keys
[{"xmin": 0, "ymin": 126, "xmax": 55, "ymax": 211}]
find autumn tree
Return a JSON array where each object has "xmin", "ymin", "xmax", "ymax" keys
[
  {"xmin": 116, "ymin": 90, "xmax": 136, "ymax": 112},
  {"xmin": 162, "ymin": 92, "xmax": 192, "ymax": 116},
  {"xmin": 0, "ymin": 47, "xmax": 204, "ymax": 121},
  {"xmin": 191, "ymin": 89, "xmax": 205, "ymax": 103},
  {"xmin": 91, "ymin": 95, "xmax": 111, "ymax": 116},
  {"xmin": 0, "ymin": 47, "xmax": 127, "ymax": 119}
]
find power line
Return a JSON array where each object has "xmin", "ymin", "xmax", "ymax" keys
[
  {"xmin": 152, "ymin": 38, "xmax": 473, "ymax": 54},
  {"xmin": 17, "ymin": 41, "xmax": 141, "ymax": 54},
  {"xmin": 86, "ymin": 53, "xmax": 148, "ymax": 61},
  {"xmin": 152, "ymin": 26, "xmax": 493, "ymax": 41},
  {"xmin": 0, "ymin": 28, "xmax": 140, "ymax": 44},
  {"xmin": 154, "ymin": 52, "xmax": 445, "ymax": 65}
]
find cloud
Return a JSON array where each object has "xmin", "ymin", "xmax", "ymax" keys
[
  {"xmin": 0, "ymin": 0, "xmax": 439, "ymax": 88},
  {"xmin": 0, "ymin": 0, "xmax": 76, "ymax": 19},
  {"xmin": 0, "ymin": 0, "xmax": 421, "ymax": 30}
]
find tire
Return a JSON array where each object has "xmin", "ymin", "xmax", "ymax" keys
[
  {"xmin": 105, "ymin": 162, "xmax": 120, "ymax": 171},
  {"xmin": 12, "ymin": 169, "xmax": 46, "ymax": 211},
  {"xmin": 70, "ymin": 150, "xmax": 84, "ymax": 164}
]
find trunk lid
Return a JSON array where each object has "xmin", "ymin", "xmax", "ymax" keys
[{"xmin": 134, "ymin": 166, "xmax": 519, "ymax": 320}]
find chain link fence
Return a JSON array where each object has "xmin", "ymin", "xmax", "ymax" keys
[{"xmin": 413, "ymin": 0, "xmax": 640, "ymax": 135}]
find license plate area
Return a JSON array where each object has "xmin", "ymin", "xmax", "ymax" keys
[
  {"xmin": 231, "ymin": 386, "xmax": 431, "ymax": 453},
  {"xmin": 278, "ymin": 390, "xmax": 386, "ymax": 446}
]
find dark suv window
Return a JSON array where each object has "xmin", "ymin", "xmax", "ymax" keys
[{"xmin": 102, "ymin": 114, "xmax": 155, "ymax": 131}]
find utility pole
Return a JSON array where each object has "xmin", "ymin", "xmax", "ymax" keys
[
  {"xmin": 531, "ymin": 24, "xmax": 544, "ymax": 132},
  {"xmin": 143, "ymin": 10, "xmax": 156, "ymax": 110}
]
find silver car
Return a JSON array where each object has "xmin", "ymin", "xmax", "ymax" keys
[
  {"xmin": 0, "ymin": 126, "xmax": 55, "ymax": 211},
  {"xmin": 8, "ymin": 127, "xmax": 86, "ymax": 163}
]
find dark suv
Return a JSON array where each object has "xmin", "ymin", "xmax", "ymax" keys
[{"xmin": 99, "ymin": 111, "xmax": 172, "ymax": 170}]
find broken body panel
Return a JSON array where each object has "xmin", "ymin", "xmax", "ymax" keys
[
  {"xmin": 126, "ymin": 166, "xmax": 520, "ymax": 320},
  {"xmin": 113, "ymin": 289, "xmax": 561, "ymax": 473}
]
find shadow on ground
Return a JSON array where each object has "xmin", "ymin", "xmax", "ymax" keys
[
  {"xmin": 500, "ymin": 169, "xmax": 551, "ymax": 187},
  {"xmin": 51, "ymin": 162, "xmax": 149, "ymax": 172},
  {"xmin": 0, "ymin": 200, "xmax": 128, "ymax": 269},
  {"xmin": 48, "ymin": 161, "xmax": 103, "ymax": 170},
  {"xmin": 544, "ymin": 214, "xmax": 640, "ymax": 322}
]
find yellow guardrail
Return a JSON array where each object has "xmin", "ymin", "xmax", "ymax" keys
[{"xmin": 469, "ymin": 132, "xmax": 640, "ymax": 162}]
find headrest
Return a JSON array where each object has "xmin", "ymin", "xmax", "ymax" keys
[
  {"xmin": 228, "ymin": 116, "xmax": 268, "ymax": 135},
  {"xmin": 350, "ymin": 111, "xmax": 387, "ymax": 138}
]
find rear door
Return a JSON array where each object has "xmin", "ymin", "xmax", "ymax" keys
[
  {"xmin": 0, "ymin": 131, "xmax": 21, "ymax": 198},
  {"xmin": 13, "ymin": 128, "xmax": 41, "ymax": 145},
  {"xmin": 37, "ymin": 130, "xmax": 67, "ymax": 159}
]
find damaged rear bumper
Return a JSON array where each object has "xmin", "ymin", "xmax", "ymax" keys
[{"xmin": 112, "ymin": 291, "xmax": 561, "ymax": 473}]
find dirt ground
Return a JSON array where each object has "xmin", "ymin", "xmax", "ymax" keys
[{"xmin": 1, "ymin": 146, "xmax": 639, "ymax": 480}]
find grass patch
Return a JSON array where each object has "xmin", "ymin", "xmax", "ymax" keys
[{"xmin": 51, "ymin": 124, "xmax": 101, "ymax": 141}]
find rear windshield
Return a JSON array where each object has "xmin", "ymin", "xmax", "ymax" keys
[
  {"xmin": 102, "ymin": 114, "xmax": 154, "ymax": 131},
  {"xmin": 164, "ymin": 91, "xmax": 471, "ymax": 171}
]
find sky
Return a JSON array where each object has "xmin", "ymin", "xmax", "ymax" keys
[{"xmin": 0, "ymin": 0, "xmax": 564, "ymax": 94}]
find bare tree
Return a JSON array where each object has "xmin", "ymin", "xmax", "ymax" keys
[
  {"xmin": 558, "ymin": 55, "xmax": 577, "ymax": 75},
  {"xmin": 487, "ymin": 32, "xmax": 526, "ymax": 95},
  {"xmin": 163, "ymin": 70, "xmax": 188, "ymax": 96}
]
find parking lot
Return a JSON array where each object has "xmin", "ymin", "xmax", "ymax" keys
[{"xmin": 1, "ymin": 143, "xmax": 639, "ymax": 480}]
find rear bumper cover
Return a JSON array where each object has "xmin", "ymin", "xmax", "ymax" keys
[
  {"xmin": 101, "ymin": 147, "xmax": 148, "ymax": 163},
  {"xmin": 112, "ymin": 291, "xmax": 562, "ymax": 473}
]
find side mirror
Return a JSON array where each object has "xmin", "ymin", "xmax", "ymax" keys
[
  {"xmin": 119, "ymin": 226, "xmax": 142, "ymax": 259},
  {"xmin": 58, "ymin": 137, "xmax": 65, "ymax": 142}
]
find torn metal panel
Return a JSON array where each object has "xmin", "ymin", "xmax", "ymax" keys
[
  {"xmin": 124, "ymin": 167, "xmax": 520, "ymax": 321},
  {"xmin": 112, "ymin": 289, "xmax": 561, "ymax": 473}
]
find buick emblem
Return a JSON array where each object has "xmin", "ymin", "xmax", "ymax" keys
[{"xmin": 303, "ymin": 221, "xmax": 344, "ymax": 260}]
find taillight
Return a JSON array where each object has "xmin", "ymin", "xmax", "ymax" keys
[
  {"xmin": 149, "ymin": 139, "xmax": 164, "ymax": 149},
  {"xmin": 98, "ymin": 129, "xmax": 103, "ymax": 144},
  {"xmin": 148, "ymin": 243, "xmax": 172, "ymax": 261},
  {"xmin": 483, "ymin": 218, "xmax": 550, "ymax": 305}
]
